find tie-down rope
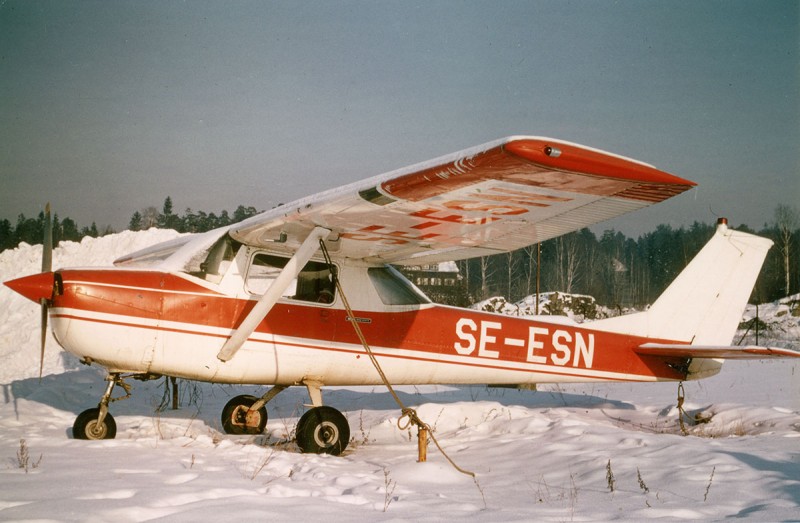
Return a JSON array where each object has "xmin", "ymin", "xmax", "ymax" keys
[{"xmin": 319, "ymin": 240, "xmax": 476, "ymax": 479}]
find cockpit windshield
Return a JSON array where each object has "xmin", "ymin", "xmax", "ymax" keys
[{"xmin": 368, "ymin": 266, "xmax": 430, "ymax": 306}]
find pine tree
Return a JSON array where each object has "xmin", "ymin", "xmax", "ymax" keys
[
  {"xmin": 0, "ymin": 219, "xmax": 12, "ymax": 250},
  {"xmin": 61, "ymin": 218, "xmax": 80, "ymax": 242},
  {"xmin": 52, "ymin": 214, "xmax": 62, "ymax": 245},
  {"xmin": 129, "ymin": 211, "xmax": 143, "ymax": 231}
]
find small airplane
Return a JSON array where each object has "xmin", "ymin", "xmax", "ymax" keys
[{"xmin": 6, "ymin": 136, "xmax": 798, "ymax": 455}]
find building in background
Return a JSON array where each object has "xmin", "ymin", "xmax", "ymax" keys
[{"xmin": 399, "ymin": 261, "xmax": 470, "ymax": 306}]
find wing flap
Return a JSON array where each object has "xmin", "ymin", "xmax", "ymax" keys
[{"xmin": 636, "ymin": 343, "xmax": 800, "ymax": 360}]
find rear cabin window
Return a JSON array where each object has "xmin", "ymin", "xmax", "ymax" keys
[
  {"xmin": 246, "ymin": 253, "xmax": 336, "ymax": 304},
  {"xmin": 368, "ymin": 266, "xmax": 430, "ymax": 306}
]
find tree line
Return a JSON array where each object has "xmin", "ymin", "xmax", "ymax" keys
[
  {"xmin": 0, "ymin": 213, "xmax": 106, "ymax": 252},
  {"xmin": 0, "ymin": 197, "xmax": 262, "ymax": 252},
  {"xmin": 457, "ymin": 204, "xmax": 798, "ymax": 307},
  {"xmin": 127, "ymin": 196, "xmax": 260, "ymax": 233},
  {"xmin": 2, "ymin": 199, "xmax": 797, "ymax": 306}
]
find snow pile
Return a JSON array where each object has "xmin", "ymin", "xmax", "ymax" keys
[
  {"xmin": 738, "ymin": 295, "xmax": 800, "ymax": 350},
  {"xmin": 0, "ymin": 229, "xmax": 183, "ymax": 380},
  {"xmin": 474, "ymin": 292, "xmax": 630, "ymax": 322},
  {"xmin": 0, "ymin": 230, "xmax": 798, "ymax": 521}
]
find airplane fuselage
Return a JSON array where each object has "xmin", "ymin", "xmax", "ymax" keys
[{"xmin": 48, "ymin": 259, "xmax": 687, "ymax": 388}]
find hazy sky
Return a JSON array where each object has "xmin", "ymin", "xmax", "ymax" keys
[{"xmin": 1, "ymin": 1, "xmax": 797, "ymax": 237}]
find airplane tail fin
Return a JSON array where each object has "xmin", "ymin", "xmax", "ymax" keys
[{"xmin": 592, "ymin": 219, "xmax": 773, "ymax": 378}]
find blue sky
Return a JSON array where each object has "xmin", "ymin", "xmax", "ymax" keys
[{"xmin": 1, "ymin": 1, "xmax": 797, "ymax": 237}]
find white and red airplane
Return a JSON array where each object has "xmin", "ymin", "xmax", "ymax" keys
[{"xmin": 6, "ymin": 136, "xmax": 798, "ymax": 455}]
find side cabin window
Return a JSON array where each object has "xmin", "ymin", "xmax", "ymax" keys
[
  {"xmin": 368, "ymin": 266, "xmax": 430, "ymax": 306},
  {"xmin": 246, "ymin": 253, "xmax": 336, "ymax": 304}
]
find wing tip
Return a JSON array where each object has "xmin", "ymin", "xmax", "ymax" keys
[{"xmin": 504, "ymin": 137, "xmax": 697, "ymax": 188}]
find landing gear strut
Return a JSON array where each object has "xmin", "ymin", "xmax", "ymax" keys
[
  {"xmin": 219, "ymin": 381, "xmax": 351, "ymax": 455},
  {"xmin": 73, "ymin": 373, "xmax": 131, "ymax": 440},
  {"xmin": 72, "ymin": 375, "xmax": 352, "ymax": 455}
]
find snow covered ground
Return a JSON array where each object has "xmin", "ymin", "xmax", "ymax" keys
[{"xmin": 1, "ymin": 231, "xmax": 798, "ymax": 521}]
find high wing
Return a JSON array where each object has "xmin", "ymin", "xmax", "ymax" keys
[
  {"xmin": 636, "ymin": 344, "xmax": 800, "ymax": 360},
  {"xmin": 229, "ymin": 136, "xmax": 694, "ymax": 265},
  {"xmin": 122, "ymin": 136, "xmax": 690, "ymax": 267}
]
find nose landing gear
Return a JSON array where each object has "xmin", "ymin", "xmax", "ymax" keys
[{"xmin": 72, "ymin": 373, "xmax": 132, "ymax": 440}]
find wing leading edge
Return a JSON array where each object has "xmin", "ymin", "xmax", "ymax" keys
[{"xmin": 230, "ymin": 136, "xmax": 696, "ymax": 265}]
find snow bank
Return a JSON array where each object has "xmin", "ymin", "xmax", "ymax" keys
[
  {"xmin": 0, "ymin": 229, "xmax": 183, "ymax": 381},
  {"xmin": 0, "ymin": 230, "xmax": 797, "ymax": 521},
  {"xmin": 474, "ymin": 292, "xmax": 615, "ymax": 322}
]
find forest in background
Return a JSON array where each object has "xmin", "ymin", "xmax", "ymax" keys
[
  {"xmin": 457, "ymin": 215, "xmax": 797, "ymax": 308},
  {"xmin": 0, "ymin": 197, "xmax": 260, "ymax": 249},
  {"xmin": 2, "ymin": 198, "xmax": 797, "ymax": 307}
]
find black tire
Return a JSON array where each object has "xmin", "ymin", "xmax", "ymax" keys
[
  {"xmin": 296, "ymin": 406, "xmax": 350, "ymax": 456},
  {"xmin": 73, "ymin": 408, "xmax": 117, "ymax": 440},
  {"xmin": 221, "ymin": 395, "xmax": 268, "ymax": 435}
]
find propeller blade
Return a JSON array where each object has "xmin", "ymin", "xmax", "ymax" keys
[
  {"xmin": 42, "ymin": 203, "xmax": 52, "ymax": 273},
  {"xmin": 40, "ymin": 203, "xmax": 53, "ymax": 380},
  {"xmin": 40, "ymin": 299, "xmax": 48, "ymax": 380}
]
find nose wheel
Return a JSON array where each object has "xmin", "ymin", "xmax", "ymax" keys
[{"xmin": 73, "ymin": 407, "xmax": 117, "ymax": 440}]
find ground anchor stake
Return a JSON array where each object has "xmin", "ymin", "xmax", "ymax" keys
[{"xmin": 418, "ymin": 427, "xmax": 428, "ymax": 462}]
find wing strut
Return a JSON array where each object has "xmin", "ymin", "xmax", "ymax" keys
[{"xmin": 216, "ymin": 226, "xmax": 331, "ymax": 362}]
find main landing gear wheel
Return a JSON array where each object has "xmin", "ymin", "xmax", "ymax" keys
[
  {"xmin": 221, "ymin": 395, "xmax": 268, "ymax": 435},
  {"xmin": 73, "ymin": 408, "xmax": 117, "ymax": 440},
  {"xmin": 296, "ymin": 406, "xmax": 350, "ymax": 456}
]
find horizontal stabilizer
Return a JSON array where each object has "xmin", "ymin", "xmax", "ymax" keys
[{"xmin": 636, "ymin": 343, "xmax": 800, "ymax": 360}]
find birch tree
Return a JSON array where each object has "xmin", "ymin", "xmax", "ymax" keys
[{"xmin": 774, "ymin": 204, "xmax": 798, "ymax": 296}]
